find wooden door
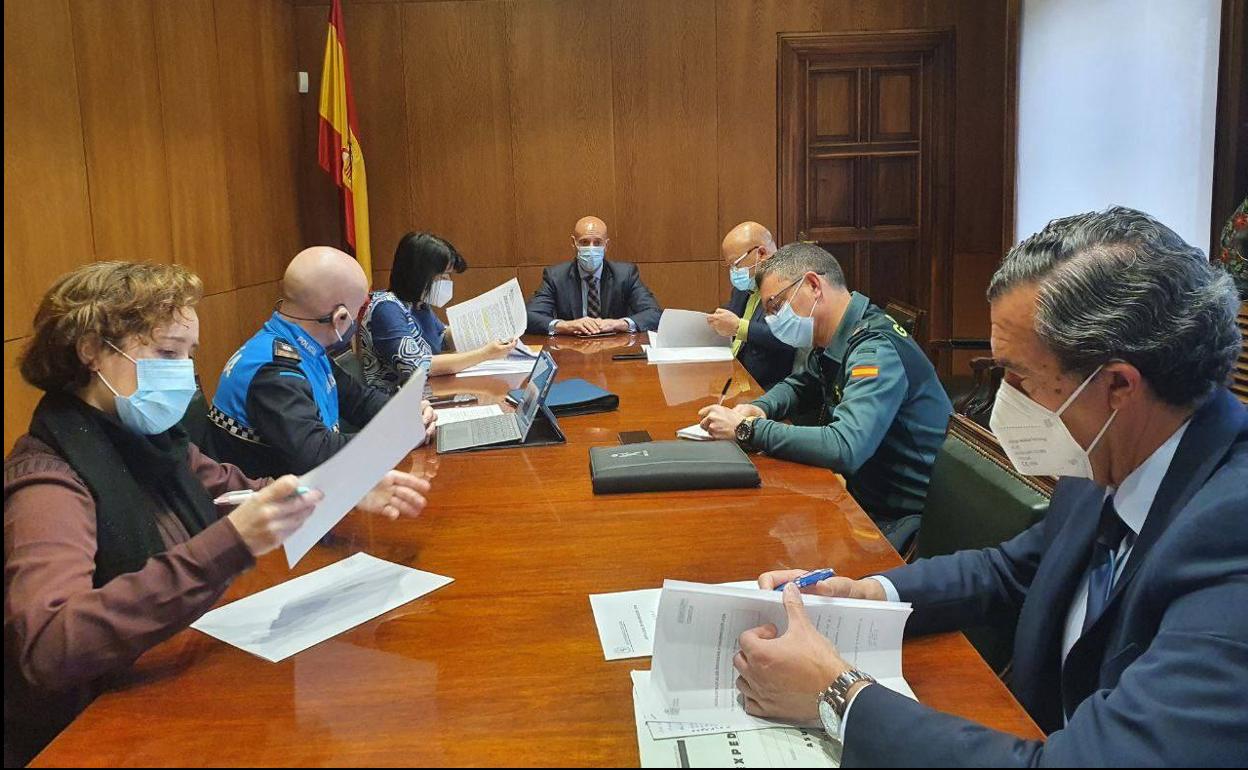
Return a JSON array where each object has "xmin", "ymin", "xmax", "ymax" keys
[{"xmin": 778, "ymin": 30, "xmax": 954, "ymax": 355}]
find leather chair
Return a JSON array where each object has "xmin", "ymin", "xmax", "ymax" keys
[
  {"xmin": 912, "ymin": 413, "xmax": 1054, "ymax": 676},
  {"xmin": 882, "ymin": 298, "xmax": 924, "ymax": 337}
]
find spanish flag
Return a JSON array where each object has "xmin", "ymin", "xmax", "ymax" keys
[{"xmin": 317, "ymin": 0, "xmax": 371, "ymax": 279}]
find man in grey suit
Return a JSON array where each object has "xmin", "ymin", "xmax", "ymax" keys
[
  {"xmin": 525, "ymin": 216, "xmax": 662, "ymax": 335},
  {"xmin": 733, "ymin": 207, "xmax": 1248, "ymax": 766}
]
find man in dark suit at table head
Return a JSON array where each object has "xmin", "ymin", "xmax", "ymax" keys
[
  {"xmin": 705, "ymin": 222, "xmax": 797, "ymax": 391},
  {"xmin": 732, "ymin": 206, "xmax": 1248, "ymax": 767},
  {"xmin": 524, "ymin": 215, "xmax": 662, "ymax": 336}
]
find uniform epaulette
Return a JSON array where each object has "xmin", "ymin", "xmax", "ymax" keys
[{"xmin": 273, "ymin": 339, "xmax": 302, "ymax": 363}]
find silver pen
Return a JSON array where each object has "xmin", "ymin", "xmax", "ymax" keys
[{"xmin": 213, "ymin": 486, "xmax": 311, "ymax": 506}]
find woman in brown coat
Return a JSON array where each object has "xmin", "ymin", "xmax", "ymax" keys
[{"xmin": 4, "ymin": 262, "xmax": 430, "ymax": 765}]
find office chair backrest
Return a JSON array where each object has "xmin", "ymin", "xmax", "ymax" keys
[
  {"xmin": 917, "ymin": 414, "xmax": 1053, "ymax": 675},
  {"xmin": 882, "ymin": 298, "xmax": 924, "ymax": 338}
]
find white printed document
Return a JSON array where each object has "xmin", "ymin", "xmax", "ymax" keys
[
  {"xmin": 632, "ymin": 671, "xmax": 841, "ymax": 768},
  {"xmin": 655, "ymin": 309, "xmax": 732, "ymax": 349},
  {"xmin": 638, "ymin": 581, "xmax": 914, "ymax": 737},
  {"xmin": 643, "ymin": 310, "xmax": 734, "ymax": 364},
  {"xmin": 589, "ymin": 581, "xmax": 757, "ymax": 660},
  {"xmin": 432, "ymin": 404, "xmax": 505, "ymax": 425},
  {"xmin": 191, "ymin": 553, "xmax": 453, "ymax": 662},
  {"xmin": 445, "ymin": 278, "xmax": 527, "ymax": 351},
  {"xmin": 284, "ymin": 370, "xmax": 428, "ymax": 568}
]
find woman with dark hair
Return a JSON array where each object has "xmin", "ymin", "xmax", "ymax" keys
[
  {"xmin": 3, "ymin": 262, "xmax": 431, "ymax": 766},
  {"xmin": 359, "ymin": 232, "xmax": 515, "ymax": 391}
]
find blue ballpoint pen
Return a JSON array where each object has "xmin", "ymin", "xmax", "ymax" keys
[{"xmin": 773, "ymin": 568, "xmax": 837, "ymax": 591}]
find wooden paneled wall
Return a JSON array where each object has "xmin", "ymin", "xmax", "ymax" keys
[
  {"xmin": 5, "ymin": 0, "xmax": 1016, "ymax": 452},
  {"xmin": 291, "ymin": 0, "xmax": 1017, "ymax": 334},
  {"xmin": 3, "ymin": 0, "xmax": 302, "ymax": 452}
]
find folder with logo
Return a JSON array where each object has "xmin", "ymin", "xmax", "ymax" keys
[{"xmin": 589, "ymin": 440, "xmax": 761, "ymax": 494}]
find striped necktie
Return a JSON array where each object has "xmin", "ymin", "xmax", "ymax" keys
[{"xmin": 586, "ymin": 276, "xmax": 601, "ymax": 318}]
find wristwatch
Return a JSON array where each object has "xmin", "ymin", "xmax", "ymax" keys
[
  {"xmin": 734, "ymin": 416, "xmax": 758, "ymax": 445},
  {"xmin": 817, "ymin": 669, "xmax": 876, "ymax": 737}
]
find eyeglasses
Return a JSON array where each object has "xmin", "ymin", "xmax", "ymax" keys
[
  {"xmin": 731, "ymin": 245, "xmax": 763, "ymax": 269},
  {"xmin": 762, "ymin": 274, "xmax": 819, "ymax": 316}
]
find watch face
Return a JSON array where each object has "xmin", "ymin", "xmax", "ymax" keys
[
  {"xmin": 818, "ymin": 696, "xmax": 840, "ymax": 736},
  {"xmin": 735, "ymin": 419, "xmax": 752, "ymax": 443}
]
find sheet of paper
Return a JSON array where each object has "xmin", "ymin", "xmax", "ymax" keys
[
  {"xmin": 676, "ymin": 423, "xmax": 715, "ymax": 441},
  {"xmin": 452, "ymin": 359, "xmax": 537, "ymax": 378},
  {"xmin": 632, "ymin": 672, "xmax": 842, "ymax": 768},
  {"xmin": 589, "ymin": 581, "xmax": 757, "ymax": 660},
  {"xmin": 647, "ymin": 331, "xmax": 660, "ymax": 346},
  {"xmin": 444, "ymin": 278, "xmax": 527, "ymax": 351},
  {"xmin": 646, "ymin": 347, "xmax": 735, "ymax": 364},
  {"xmin": 639, "ymin": 581, "xmax": 913, "ymax": 735},
  {"xmin": 432, "ymin": 404, "xmax": 504, "ymax": 425},
  {"xmin": 283, "ymin": 370, "xmax": 428, "ymax": 568},
  {"xmin": 191, "ymin": 553, "xmax": 453, "ymax": 662},
  {"xmin": 655, "ymin": 309, "xmax": 732, "ymax": 349}
]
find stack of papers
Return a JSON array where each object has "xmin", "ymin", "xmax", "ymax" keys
[
  {"xmin": 588, "ymin": 581, "xmax": 757, "ymax": 660},
  {"xmin": 454, "ymin": 357, "xmax": 536, "ymax": 378},
  {"xmin": 646, "ymin": 347, "xmax": 735, "ymax": 364},
  {"xmin": 452, "ymin": 341, "xmax": 541, "ymax": 379},
  {"xmin": 432, "ymin": 404, "xmax": 505, "ymax": 425},
  {"xmin": 645, "ymin": 310, "xmax": 735, "ymax": 364},
  {"xmin": 191, "ymin": 553, "xmax": 453, "ymax": 662},
  {"xmin": 632, "ymin": 670, "xmax": 841, "ymax": 768},
  {"xmin": 633, "ymin": 581, "xmax": 914, "ymax": 741}
]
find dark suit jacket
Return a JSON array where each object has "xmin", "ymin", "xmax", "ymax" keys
[
  {"xmin": 525, "ymin": 260, "xmax": 662, "ymax": 334},
  {"xmin": 723, "ymin": 287, "xmax": 796, "ymax": 391},
  {"xmin": 843, "ymin": 389, "xmax": 1248, "ymax": 767}
]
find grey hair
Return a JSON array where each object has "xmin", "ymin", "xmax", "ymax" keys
[
  {"xmin": 755, "ymin": 242, "xmax": 846, "ymax": 290},
  {"xmin": 988, "ymin": 206, "xmax": 1241, "ymax": 407}
]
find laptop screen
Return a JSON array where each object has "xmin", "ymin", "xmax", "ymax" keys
[{"xmin": 515, "ymin": 351, "xmax": 558, "ymax": 437}]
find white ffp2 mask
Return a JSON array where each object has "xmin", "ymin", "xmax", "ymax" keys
[{"xmin": 989, "ymin": 365, "xmax": 1117, "ymax": 480}]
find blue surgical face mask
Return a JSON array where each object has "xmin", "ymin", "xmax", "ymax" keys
[
  {"xmin": 765, "ymin": 290, "xmax": 820, "ymax": 348},
  {"xmin": 729, "ymin": 266, "xmax": 754, "ymax": 291},
  {"xmin": 576, "ymin": 245, "xmax": 605, "ymax": 272},
  {"xmin": 98, "ymin": 342, "xmax": 197, "ymax": 435}
]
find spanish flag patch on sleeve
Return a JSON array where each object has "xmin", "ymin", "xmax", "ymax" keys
[{"xmin": 850, "ymin": 365, "xmax": 879, "ymax": 379}]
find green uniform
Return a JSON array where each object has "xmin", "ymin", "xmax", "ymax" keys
[{"xmin": 749, "ymin": 292, "xmax": 952, "ymax": 523}]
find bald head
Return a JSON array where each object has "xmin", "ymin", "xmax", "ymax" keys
[
  {"xmin": 721, "ymin": 221, "xmax": 777, "ymax": 266},
  {"xmin": 572, "ymin": 216, "xmax": 610, "ymax": 252},
  {"xmin": 280, "ymin": 247, "xmax": 369, "ymax": 347},
  {"xmin": 283, "ymin": 247, "xmax": 369, "ymax": 314}
]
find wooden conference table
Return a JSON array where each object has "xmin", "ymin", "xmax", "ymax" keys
[{"xmin": 34, "ymin": 334, "xmax": 1041, "ymax": 767}]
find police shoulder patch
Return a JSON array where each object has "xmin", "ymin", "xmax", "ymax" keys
[
  {"xmin": 850, "ymin": 365, "xmax": 880, "ymax": 379},
  {"xmin": 273, "ymin": 339, "xmax": 302, "ymax": 363}
]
